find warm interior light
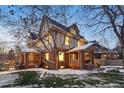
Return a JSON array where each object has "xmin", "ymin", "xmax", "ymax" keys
[
  {"xmin": 72, "ymin": 29, "xmax": 76, "ymax": 34},
  {"xmin": 59, "ymin": 52, "xmax": 64, "ymax": 61},
  {"xmin": 65, "ymin": 36, "xmax": 70, "ymax": 45},
  {"xmin": 78, "ymin": 40, "xmax": 84, "ymax": 47},
  {"xmin": 29, "ymin": 53, "xmax": 34, "ymax": 61},
  {"xmin": 45, "ymin": 53, "xmax": 49, "ymax": 61},
  {"xmin": 37, "ymin": 41, "xmax": 42, "ymax": 47},
  {"xmin": 71, "ymin": 53, "xmax": 78, "ymax": 60},
  {"xmin": 78, "ymin": 41, "xmax": 80, "ymax": 47},
  {"xmin": 48, "ymin": 34, "xmax": 52, "ymax": 43}
]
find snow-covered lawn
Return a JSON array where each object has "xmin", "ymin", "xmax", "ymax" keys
[{"xmin": 0, "ymin": 66, "xmax": 124, "ymax": 88}]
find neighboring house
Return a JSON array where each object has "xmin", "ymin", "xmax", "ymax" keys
[
  {"xmin": 113, "ymin": 45, "xmax": 122, "ymax": 59},
  {"xmin": 89, "ymin": 41, "xmax": 118, "ymax": 66}
]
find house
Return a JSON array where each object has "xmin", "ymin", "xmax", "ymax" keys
[
  {"xmin": 19, "ymin": 15, "xmax": 96, "ymax": 69},
  {"xmin": 19, "ymin": 15, "xmax": 116, "ymax": 70}
]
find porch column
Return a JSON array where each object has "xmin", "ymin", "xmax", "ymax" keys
[
  {"xmin": 27, "ymin": 53, "xmax": 29, "ymax": 68},
  {"xmin": 79, "ymin": 51, "xmax": 84, "ymax": 70},
  {"xmin": 23, "ymin": 53, "xmax": 26, "ymax": 67},
  {"xmin": 25, "ymin": 53, "xmax": 29, "ymax": 68},
  {"xmin": 90, "ymin": 51, "xmax": 94, "ymax": 64},
  {"xmin": 69, "ymin": 52, "xmax": 70, "ymax": 64}
]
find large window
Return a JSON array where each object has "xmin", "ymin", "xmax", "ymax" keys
[
  {"xmin": 84, "ymin": 53, "xmax": 90, "ymax": 61},
  {"xmin": 45, "ymin": 53, "xmax": 49, "ymax": 61},
  {"xmin": 48, "ymin": 34, "xmax": 52, "ymax": 43},
  {"xmin": 59, "ymin": 52, "xmax": 64, "ymax": 61},
  {"xmin": 65, "ymin": 36, "xmax": 70, "ymax": 45},
  {"xmin": 29, "ymin": 53, "xmax": 34, "ymax": 61},
  {"xmin": 71, "ymin": 52, "xmax": 78, "ymax": 61}
]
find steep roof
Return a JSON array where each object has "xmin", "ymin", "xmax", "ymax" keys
[
  {"xmin": 43, "ymin": 15, "xmax": 68, "ymax": 31},
  {"xmin": 39, "ymin": 15, "xmax": 85, "ymax": 40}
]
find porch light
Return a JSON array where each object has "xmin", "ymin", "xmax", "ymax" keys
[
  {"xmin": 45, "ymin": 65, "xmax": 48, "ymax": 69},
  {"xmin": 59, "ymin": 52, "xmax": 64, "ymax": 61},
  {"xmin": 60, "ymin": 66, "xmax": 65, "ymax": 69},
  {"xmin": 104, "ymin": 54, "xmax": 107, "ymax": 57}
]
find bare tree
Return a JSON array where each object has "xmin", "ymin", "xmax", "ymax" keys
[
  {"xmin": 0, "ymin": 5, "xmax": 71, "ymax": 69},
  {"xmin": 78, "ymin": 5, "xmax": 124, "ymax": 67}
]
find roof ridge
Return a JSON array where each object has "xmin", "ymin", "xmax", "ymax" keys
[{"xmin": 42, "ymin": 15, "xmax": 68, "ymax": 31}]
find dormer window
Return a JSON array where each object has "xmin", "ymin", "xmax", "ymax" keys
[
  {"xmin": 65, "ymin": 36, "xmax": 70, "ymax": 45},
  {"xmin": 71, "ymin": 29, "xmax": 76, "ymax": 34}
]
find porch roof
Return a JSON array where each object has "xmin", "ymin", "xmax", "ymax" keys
[
  {"xmin": 94, "ymin": 50, "xmax": 116, "ymax": 54},
  {"xmin": 21, "ymin": 48, "xmax": 39, "ymax": 53},
  {"xmin": 66, "ymin": 43, "xmax": 95, "ymax": 53}
]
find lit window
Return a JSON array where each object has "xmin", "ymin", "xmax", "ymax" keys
[
  {"xmin": 45, "ymin": 53, "xmax": 49, "ymax": 61},
  {"xmin": 48, "ymin": 34, "xmax": 52, "ymax": 43},
  {"xmin": 78, "ymin": 41, "xmax": 83, "ymax": 47},
  {"xmin": 78, "ymin": 41, "xmax": 80, "ymax": 47},
  {"xmin": 72, "ymin": 29, "xmax": 76, "ymax": 34},
  {"xmin": 59, "ymin": 52, "xmax": 64, "ymax": 61},
  {"xmin": 37, "ymin": 41, "xmax": 42, "ymax": 47},
  {"xmin": 71, "ymin": 53, "xmax": 78, "ymax": 60},
  {"xmin": 65, "ymin": 36, "xmax": 70, "ymax": 45},
  {"xmin": 29, "ymin": 53, "xmax": 34, "ymax": 61}
]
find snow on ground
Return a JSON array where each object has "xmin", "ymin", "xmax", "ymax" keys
[
  {"xmin": 0, "ymin": 66, "xmax": 123, "ymax": 76},
  {"xmin": 0, "ymin": 73, "xmax": 19, "ymax": 87},
  {"xmin": 0, "ymin": 68, "xmax": 99, "ymax": 75},
  {"xmin": 0, "ymin": 66, "xmax": 124, "ymax": 88}
]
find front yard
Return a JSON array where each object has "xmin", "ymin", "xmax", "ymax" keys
[{"xmin": 0, "ymin": 67, "xmax": 124, "ymax": 88}]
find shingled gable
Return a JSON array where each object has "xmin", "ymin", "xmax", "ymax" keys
[
  {"xmin": 67, "ymin": 23, "xmax": 80, "ymax": 33},
  {"xmin": 38, "ymin": 15, "xmax": 85, "ymax": 40},
  {"xmin": 39, "ymin": 15, "xmax": 67, "ymax": 32}
]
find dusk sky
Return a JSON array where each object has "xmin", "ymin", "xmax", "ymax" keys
[{"xmin": 0, "ymin": 5, "xmax": 118, "ymax": 49}]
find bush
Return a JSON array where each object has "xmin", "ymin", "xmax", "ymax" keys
[
  {"xmin": 0, "ymin": 63, "xmax": 5, "ymax": 71},
  {"xmin": 42, "ymin": 75, "xmax": 65, "ymax": 88},
  {"xmin": 107, "ymin": 68, "xmax": 120, "ymax": 73},
  {"xmin": 14, "ymin": 71, "xmax": 40, "ymax": 86}
]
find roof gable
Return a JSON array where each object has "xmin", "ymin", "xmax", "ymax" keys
[
  {"xmin": 67, "ymin": 23, "xmax": 80, "ymax": 33},
  {"xmin": 38, "ymin": 15, "xmax": 86, "ymax": 40}
]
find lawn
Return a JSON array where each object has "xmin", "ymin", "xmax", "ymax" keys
[{"xmin": 0, "ymin": 67, "xmax": 124, "ymax": 88}]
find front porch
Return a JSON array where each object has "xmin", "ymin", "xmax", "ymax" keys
[
  {"xmin": 19, "ymin": 48, "xmax": 42, "ymax": 69},
  {"xmin": 67, "ymin": 51, "xmax": 94, "ymax": 69},
  {"xmin": 66, "ymin": 43, "xmax": 96, "ymax": 69}
]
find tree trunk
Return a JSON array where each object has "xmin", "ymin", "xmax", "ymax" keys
[
  {"xmin": 122, "ymin": 47, "xmax": 124, "ymax": 68},
  {"xmin": 55, "ymin": 56, "xmax": 59, "ymax": 69}
]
